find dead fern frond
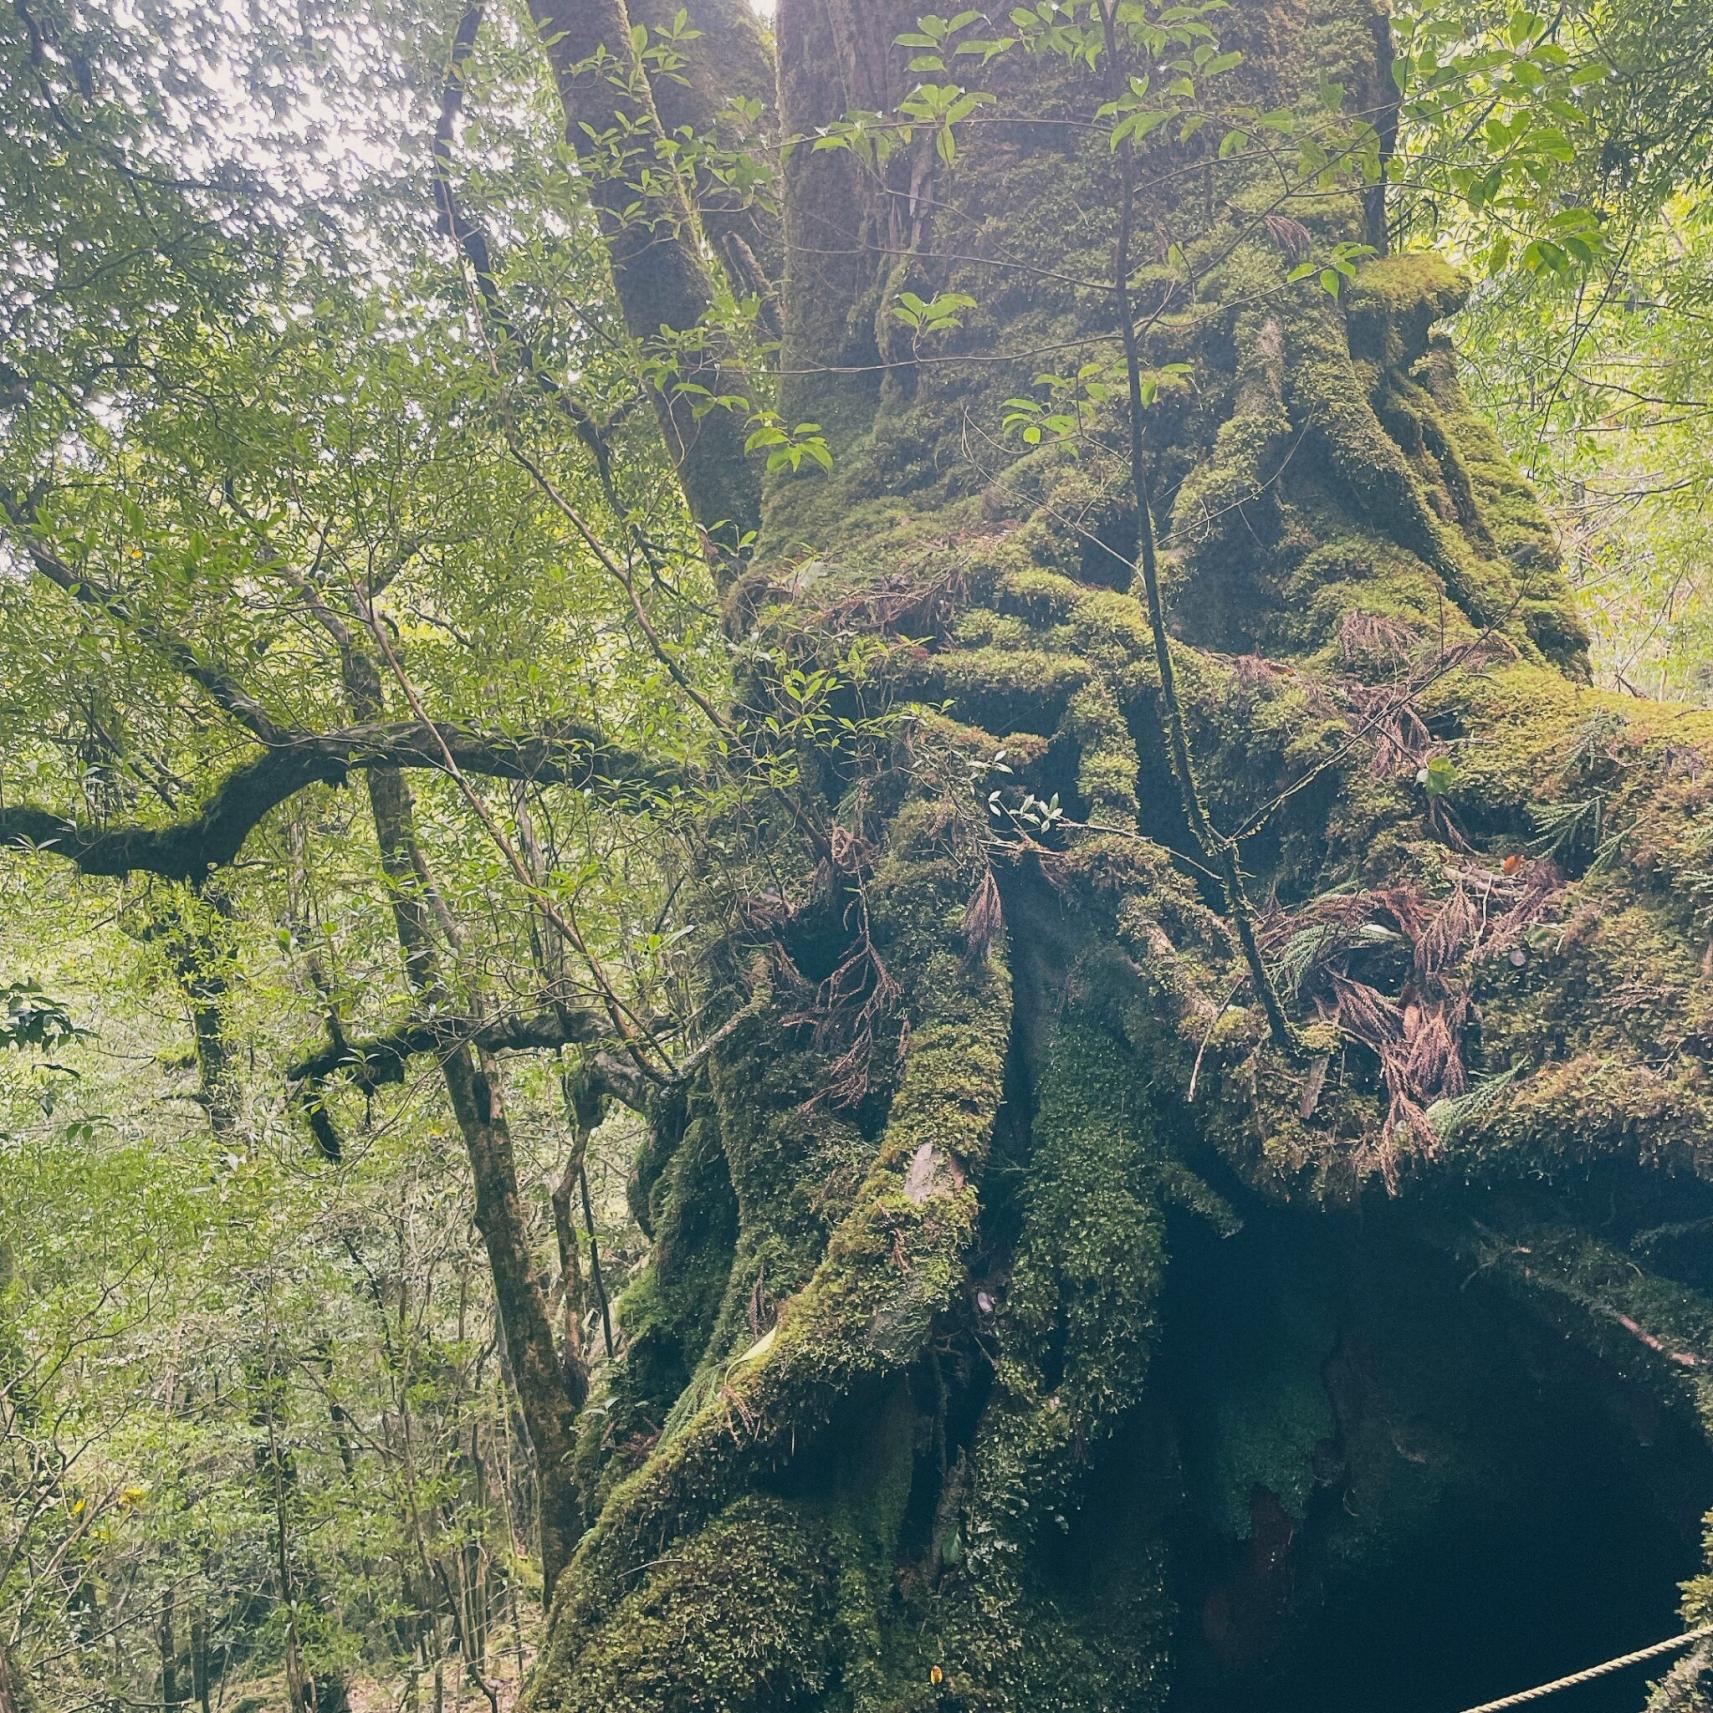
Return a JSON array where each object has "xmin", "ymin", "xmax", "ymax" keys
[{"xmin": 1339, "ymin": 609, "xmax": 1421, "ymax": 665}]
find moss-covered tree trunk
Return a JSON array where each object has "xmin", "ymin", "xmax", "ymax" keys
[{"xmin": 525, "ymin": 0, "xmax": 1713, "ymax": 1707}]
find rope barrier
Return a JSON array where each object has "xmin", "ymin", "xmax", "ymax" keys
[{"xmin": 1454, "ymin": 1624, "xmax": 1713, "ymax": 1713}]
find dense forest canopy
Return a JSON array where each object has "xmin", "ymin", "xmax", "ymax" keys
[{"xmin": 3, "ymin": 0, "xmax": 1713, "ymax": 1710}]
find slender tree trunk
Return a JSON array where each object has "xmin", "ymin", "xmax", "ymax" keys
[
  {"xmin": 268, "ymin": 1406, "xmax": 308, "ymax": 1713},
  {"xmin": 625, "ymin": 0, "xmax": 781, "ymax": 314},
  {"xmin": 191, "ymin": 1613, "xmax": 211, "ymax": 1713},
  {"xmin": 152, "ymin": 880, "xmax": 239, "ymax": 1139},
  {"xmin": 442, "ymin": 1042, "xmax": 583, "ymax": 1600},
  {"xmin": 518, "ymin": 0, "xmax": 1713, "ymax": 1706},
  {"xmin": 336, "ymin": 640, "xmax": 583, "ymax": 1601},
  {"xmin": 0, "ymin": 1643, "xmax": 38, "ymax": 1713},
  {"xmin": 526, "ymin": 0, "xmax": 760, "ymax": 544},
  {"xmin": 158, "ymin": 1584, "xmax": 180, "ymax": 1711}
]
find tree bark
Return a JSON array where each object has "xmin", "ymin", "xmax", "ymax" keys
[
  {"xmin": 627, "ymin": 0, "xmax": 781, "ymax": 301},
  {"xmin": 158, "ymin": 1583, "xmax": 180, "ymax": 1711},
  {"xmin": 511, "ymin": 0, "xmax": 1713, "ymax": 1705},
  {"xmin": 525, "ymin": 0, "xmax": 760, "ymax": 545},
  {"xmin": 191, "ymin": 1613, "xmax": 211, "ymax": 1713}
]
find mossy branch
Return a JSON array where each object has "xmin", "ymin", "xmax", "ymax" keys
[{"xmin": 0, "ymin": 719, "xmax": 665, "ymax": 882}]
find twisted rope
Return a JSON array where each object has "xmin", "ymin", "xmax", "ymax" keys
[{"xmin": 1455, "ymin": 1625, "xmax": 1713, "ymax": 1713}]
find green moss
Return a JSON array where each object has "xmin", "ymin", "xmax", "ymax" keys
[
  {"xmin": 1005, "ymin": 1011, "xmax": 1167, "ymax": 1423},
  {"xmin": 892, "ymin": 1007, "xmax": 1178, "ymax": 1712},
  {"xmin": 575, "ymin": 1104, "xmax": 740, "ymax": 1514},
  {"xmin": 532, "ymin": 799, "xmax": 1016, "ymax": 1691},
  {"xmin": 1415, "ymin": 339, "xmax": 1590, "ymax": 672},
  {"xmin": 1429, "ymin": 1217, "xmax": 1713, "ymax": 1420},
  {"xmin": 1287, "ymin": 301, "xmax": 1517, "ymax": 634},
  {"xmin": 526, "ymin": 1496, "xmax": 841, "ymax": 1713},
  {"xmin": 1168, "ymin": 296, "xmax": 1293, "ymax": 645},
  {"xmin": 1345, "ymin": 253, "xmax": 1467, "ymax": 368}
]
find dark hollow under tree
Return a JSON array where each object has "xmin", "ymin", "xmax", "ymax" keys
[{"xmin": 508, "ymin": 0, "xmax": 1713, "ymax": 1707}]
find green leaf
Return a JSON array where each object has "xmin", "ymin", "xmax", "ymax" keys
[{"xmin": 1416, "ymin": 755, "xmax": 1457, "ymax": 798}]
